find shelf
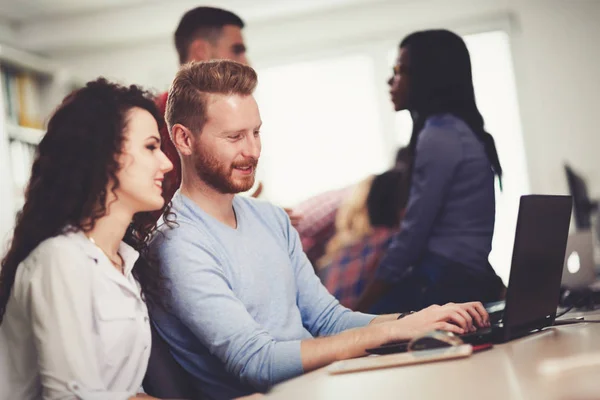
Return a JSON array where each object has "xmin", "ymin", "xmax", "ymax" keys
[
  {"xmin": 0, "ymin": 44, "xmax": 75, "ymax": 234},
  {"xmin": 6, "ymin": 123, "xmax": 44, "ymax": 145},
  {"xmin": 0, "ymin": 44, "xmax": 63, "ymax": 78}
]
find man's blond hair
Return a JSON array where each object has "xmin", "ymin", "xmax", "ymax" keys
[{"xmin": 165, "ymin": 60, "xmax": 258, "ymax": 136}]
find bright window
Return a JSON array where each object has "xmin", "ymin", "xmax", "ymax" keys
[
  {"xmin": 256, "ymin": 30, "xmax": 528, "ymax": 283},
  {"xmin": 254, "ymin": 54, "xmax": 388, "ymax": 206}
]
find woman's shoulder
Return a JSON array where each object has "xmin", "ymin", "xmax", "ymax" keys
[
  {"xmin": 418, "ymin": 114, "xmax": 465, "ymax": 150},
  {"xmin": 423, "ymin": 113, "xmax": 471, "ymax": 135},
  {"xmin": 21, "ymin": 230, "xmax": 91, "ymax": 273}
]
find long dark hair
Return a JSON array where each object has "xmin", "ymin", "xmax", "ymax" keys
[
  {"xmin": 0, "ymin": 78, "xmax": 170, "ymax": 322},
  {"xmin": 401, "ymin": 29, "xmax": 503, "ymax": 184}
]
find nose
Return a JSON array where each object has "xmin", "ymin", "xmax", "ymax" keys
[
  {"xmin": 387, "ymin": 76, "xmax": 394, "ymax": 87},
  {"xmin": 159, "ymin": 150, "xmax": 174, "ymax": 173},
  {"xmin": 242, "ymin": 133, "xmax": 261, "ymax": 159},
  {"xmin": 239, "ymin": 54, "xmax": 250, "ymax": 66}
]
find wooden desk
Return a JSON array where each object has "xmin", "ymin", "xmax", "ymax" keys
[{"xmin": 266, "ymin": 312, "xmax": 600, "ymax": 400}]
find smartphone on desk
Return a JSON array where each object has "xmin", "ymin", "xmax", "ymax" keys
[{"xmin": 327, "ymin": 344, "xmax": 473, "ymax": 375}]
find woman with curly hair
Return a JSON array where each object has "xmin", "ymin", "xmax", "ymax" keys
[{"xmin": 0, "ymin": 78, "xmax": 173, "ymax": 399}]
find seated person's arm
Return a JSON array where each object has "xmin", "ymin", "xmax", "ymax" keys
[
  {"xmin": 355, "ymin": 127, "xmax": 462, "ymax": 312},
  {"xmin": 157, "ymin": 230, "xmax": 306, "ymax": 391},
  {"xmin": 160, "ymin": 224, "xmax": 488, "ymax": 389},
  {"xmin": 281, "ymin": 209, "xmax": 488, "ymax": 373},
  {"xmin": 24, "ymin": 243, "xmax": 142, "ymax": 400},
  {"xmin": 299, "ymin": 301, "xmax": 488, "ymax": 372}
]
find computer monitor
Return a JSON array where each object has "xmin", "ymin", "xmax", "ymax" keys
[{"xmin": 564, "ymin": 164, "xmax": 597, "ymax": 230}]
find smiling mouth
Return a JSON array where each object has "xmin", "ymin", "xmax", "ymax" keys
[{"xmin": 234, "ymin": 165, "xmax": 254, "ymax": 175}]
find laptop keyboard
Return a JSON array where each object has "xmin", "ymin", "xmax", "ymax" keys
[
  {"xmin": 459, "ymin": 327, "xmax": 494, "ymax": 344},
  {"xmin": 459, "ymin": 309, "xmax": 504, "ymax": 344},
  {"xmin": 489, "ymin": 309, "xmax": 504, "ymax": 325}
]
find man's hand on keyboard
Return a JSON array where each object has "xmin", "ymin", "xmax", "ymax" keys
[{"xmin": 394, "ymin": 302, "xmax": 491, "ymax": 336}]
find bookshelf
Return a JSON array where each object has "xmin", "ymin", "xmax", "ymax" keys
[{"xmin": 0, "ymin": 44, "xmax": 79, "ymax": 247}]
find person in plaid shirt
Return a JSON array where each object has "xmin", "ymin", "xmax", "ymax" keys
[
  {"xmin": 317, "ymin": 169, "xmax": 409, "ymax": 309},
  {"xmin": 296, "ymin": 147, "xmax": 411, "ymax": 269},
  {"xmin": 293, "ymin": 185, "xmax": 354, "ymax": 267}
]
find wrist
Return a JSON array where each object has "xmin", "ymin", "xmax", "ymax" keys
[{"xmin": 377, "ymin": 320, "xmax": 395, "ymax": 345}]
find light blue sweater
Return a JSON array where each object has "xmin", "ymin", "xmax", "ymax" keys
[{"xmin": 150, "ymin": 192, "xmax": 375, "ymax": 400}]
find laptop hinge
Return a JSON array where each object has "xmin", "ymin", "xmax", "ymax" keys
[{"xmin": 501, "ymin": 315, "xmax": 555, "ymax": 342}]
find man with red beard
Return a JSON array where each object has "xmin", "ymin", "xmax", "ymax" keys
[
  {"xmin": 157, "ymin": 7, "xmax": 248, "ymax": 204},
  {"xmin": 149, "ymin": 60, "xmax": 490, "ymax": 400},
  {"xmin": 157, "ymin": 6, "xmax": 301, "ymax": 227}
]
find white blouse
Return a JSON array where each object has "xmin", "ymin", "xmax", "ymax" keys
[{"xmin": 0, "ymin": 230, "xmax": 152, "ymax": 400}]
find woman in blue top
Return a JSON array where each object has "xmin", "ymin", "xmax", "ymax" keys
[{"xmin": 356, "ymin": 30, "xmax": 505, "ymax": 313}]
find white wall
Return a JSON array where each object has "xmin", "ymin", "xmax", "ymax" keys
[
  {"xmin": 0, "ymin": 17, "xmax": 16, "ymax": 46},
  {"xmin": 0, "ymin": 71, "xmax": 15, "ymax": 251},
  {"xmin": 0, "ymin": 19, "xmax": 18, "ymax": 249},
  {"xmin": 54, "ymin": 0, "xmax": 600, "ymax": 199},
  {"xmin": 510, "ymin": 0, "xmax": 600, "ymax": 197},
  {"xmin": 57, "ymin": 40, "xmax": 178, "ymax": 92}
]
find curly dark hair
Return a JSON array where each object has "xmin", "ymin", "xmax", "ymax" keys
[{"xmin": 0, "ymin": 78, "xmax": 171, "ymax": 322}]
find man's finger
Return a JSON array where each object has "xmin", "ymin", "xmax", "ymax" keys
[
  {"xmin": 434, "ymin": 322, "xmax": 464, "ymax": 334},
  {"xmin": 443, "ymin": 310, "xmax": 468, "ymax": 330},
  {"xmin": 454, "ymin": 307, "xmax": 474, "ymax": 331},
  {"xmin": 466, "ymin": 302, "xmax": 489, "ymax": 325},
  {"xmin": 289, "ymin": 217, "xmax": 302, "ymax": 228},
  {"xmin": 463, "ymin": 305, "xmax": 485, "ymax": 328}
]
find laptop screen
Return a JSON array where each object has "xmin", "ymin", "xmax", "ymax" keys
[
  {"xmin": 503, "ymin": 195, "xmax": 572, "ymax": 329},
  {"xmin": 562, "ymin": 231, "xmax": 596, "ymax": 289}
]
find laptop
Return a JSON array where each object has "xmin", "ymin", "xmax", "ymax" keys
[
  {"xmin": 368, "ymin": 195, "xmax": 573, "ymax": 354},
  {"xmin": 562, "ymin": 231, "xmax": 600, "ymax": 290}
]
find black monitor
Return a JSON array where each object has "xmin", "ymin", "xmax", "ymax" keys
[{"xmin": 564, "ymin": 164, "xmax": 597, "ymax": 230}]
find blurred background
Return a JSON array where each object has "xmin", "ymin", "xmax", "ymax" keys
[{"xmin": 0, "ymin": 0, "xmax": 599, "ymax": 284}]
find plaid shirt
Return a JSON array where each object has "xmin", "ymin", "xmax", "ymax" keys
[
  {"xmin": 294, "ymin": 186, "xmax": 354, "ymax": 266},
  {"xmin": 317, "ymin": 228, "xmax": 398, "ymax": 310}
]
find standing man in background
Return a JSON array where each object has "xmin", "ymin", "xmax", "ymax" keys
[
  {"xmin": 157, "ymin": 7, "xmax": 249, "ymax": 205},
  {"xmin": 157, "ymin": 6, "xmax": 301, "ymax": 226}
]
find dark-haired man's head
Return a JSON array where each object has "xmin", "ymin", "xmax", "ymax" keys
[
  {"xmin": 367, "ymin": 168, "xmax": 410, "ymax": 228},
  {"xmin": 394, "ymin": 146, "xmax": 412, "ymax": 170},
  {"xmin": 175, "ymin": 7, "xmax": 247, "ymax": 65}
]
